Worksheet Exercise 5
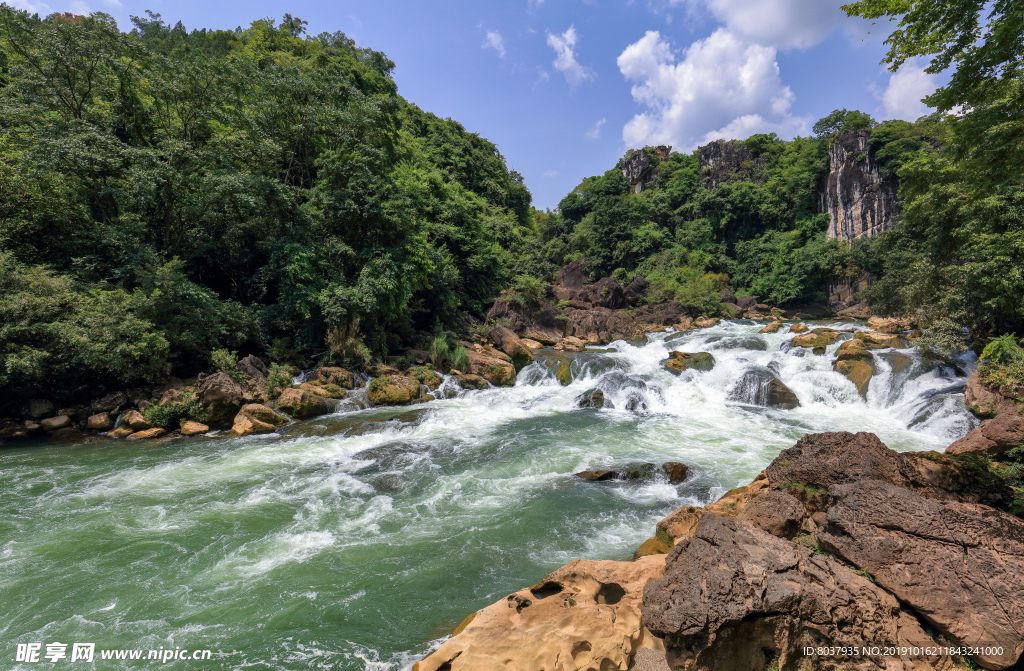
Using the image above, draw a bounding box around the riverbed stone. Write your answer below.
[126,428,166,440]
[661,462,689,484]
[180,421,209,436]
[40,415,72,431]
[120,409,150,431]
[367,375,421,405]
[758,320,783,333]
[87,412,114,431]
[664,351,715,375]
[453,373,489,390]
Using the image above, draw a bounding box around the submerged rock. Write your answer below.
[574,388,605,409]
[729,369,800,409]
[661,462,689,484]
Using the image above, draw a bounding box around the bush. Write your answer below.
[503,274,549,308]
[915,319,968,358]
[210,349,245,383]
[266,365,293,399]
[429,336,450,370]
[978,334,1024,388]
[143,390,207,428]
[451,345,469,373]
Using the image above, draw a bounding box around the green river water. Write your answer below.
[0,322,975,670]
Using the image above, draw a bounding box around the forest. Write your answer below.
[1,1,1022,403]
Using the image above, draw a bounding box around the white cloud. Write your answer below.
[585,118,607,140]
[547,25,593,89]
[7,0,53,12]
[483,30,506,58]
[543,170,559,177]
[102,0,122,8]
[618,29,807,150]
[875,60,937,121]
[669,0,855,50]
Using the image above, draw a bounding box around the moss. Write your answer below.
[851,567,875,582]
[779,481,828,497]
[656,528,673,545]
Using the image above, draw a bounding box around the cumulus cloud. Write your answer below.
[543,170,559,177]
[483,30,506,58]
[669,0,854,50]
[547,25,592,89]
[585,118,607,140]
[618,29,806,150]
[875,60,937,121]
[7,0,53,12]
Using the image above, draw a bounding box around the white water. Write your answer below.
[0,320,975,670]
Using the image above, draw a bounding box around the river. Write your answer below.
[0,321,976,669]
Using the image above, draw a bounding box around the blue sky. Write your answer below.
[10,0,941,210]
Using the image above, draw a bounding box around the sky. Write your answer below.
[7,0,942,210]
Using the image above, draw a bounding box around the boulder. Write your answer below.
[554,357,572,386]
[24,399,54,420]
[230,403,286,437]
[791,327,842,354]
[412,556,666,671]
[454,373,489,390]
[563,307,640,344]
[120,409,150,431]
[819,478,1024,669]
[664,351,715,375]
[574,389,605,409]
[853,330,909,349]
[643,513,956,671]
[758,320,782,333]
[180,421,209,436]
[275,388,333,419]
[554,336,586,352]
[694,316,720,329]
[489,324,534,371]
[834,340,875,397]
[736,295,756,309]
[40,415,72,431]
[661,462,689,484]
[126,428,166,441]
[866,315,905,333]
[237,354,269,402]
[196,372,250,426]
[464,348,517,386]
[108,426,134,439]
[788,322,809,334]
[520,338,544,349]
[90,391,128,414]
[729,369,800,409]
[367,375,421,406]
[737,489,806,538]
[23,420,42,433]
[299,382,346,399]
[312,366,356,390]
[575,469,617,482]
[522,326,562,345]
[624,276,649,305]
[405,366,442,390]
[87,412,113,431]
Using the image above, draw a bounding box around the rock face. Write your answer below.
[644,513,954,671]
[698,140,768,190]
[622,145,671,194]
[825,129,900,241]
[196,372,250,426]
[947,372,1024,457]
[412,555,667,671]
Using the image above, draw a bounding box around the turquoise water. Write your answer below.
[0,322,975,669]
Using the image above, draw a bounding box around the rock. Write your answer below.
[965,371,1000,418]
[108,426,134,439]
[24,399,54,420]
[737,489,805,538]
[522,326,562,345]
[643,513,953,671]
[520,338,544,349]
[158,389,184,407]
[87,412,113,431]
[299,382,346,399]
[661,462,689,484]
[120,409,150,431]
[367,375,421,406]
[575,470,617,482]
[90,391,128,414]
[624,277,649,305]
[237,354,269,402]
[23,420,42,433]
[633,535,673,561]
[554,357,572,386]
[574,389,605,409]
[126,428,166,441]
[412,555,666,671]
[729,369,800,409]
[758,320,782,333]
[791,327,842,354]
[834,340,875,397]
[454,373,489,390]
[819,478,1024,669]
[230,403,286,437]
[465,349,517,386]
[313,366,356,390]
[554,336,586,352]
[825,129,900,241]
[40,415,72,431]
[693,316,719,329]
[853,330,909,349]
[788,322,808,333]
[664,351,715,375]
[275,388,333,419]
[866,315,905,333]
[405,366,442,390]
[180,421,209,436]
[489,324,534,371]
[196,372,250,426]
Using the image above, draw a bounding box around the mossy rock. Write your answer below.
[454,373,489,390]
[632,535,673,560]
[276,388,333,419]
[835,358,874,397]
[788,323,809,334]
[758,321,783,334]
[665,351,716,375]
[791,328,842,352]
[367,375,421,406]
[555,358,573,386]
[313,366,355,390]
[299,382,347,399]
[406,366,442,390]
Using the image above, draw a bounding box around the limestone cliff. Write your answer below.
[621,146,671,194]
[824,129,900,241]
[698,139,768,189]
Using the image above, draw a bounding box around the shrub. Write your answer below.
[503,274,549,308]
[978,334,1024,388]
[429,336,450,370]
[915,319,968,358]
[451,345,469,373]
[266,365,293,399]
[210,349,245,383]
[143,390,206,428]
[326,321,371,366]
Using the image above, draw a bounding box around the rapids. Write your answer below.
[0,321,976,669]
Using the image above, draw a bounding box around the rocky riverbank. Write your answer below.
[413,429,1024,671]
